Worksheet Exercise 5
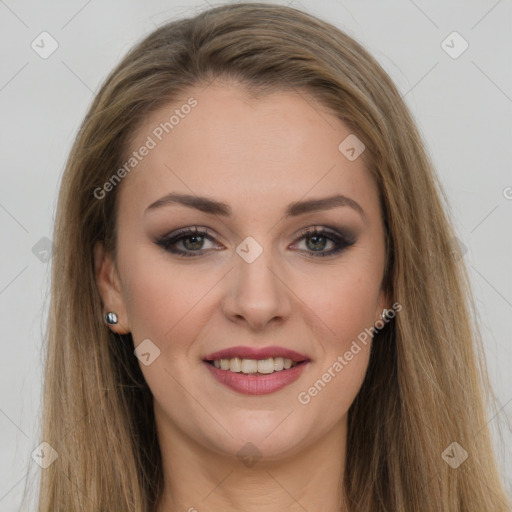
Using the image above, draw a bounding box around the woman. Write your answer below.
[36,2,510,511]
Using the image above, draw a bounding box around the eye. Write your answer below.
[154,227,221,257]
[154,225,356,258]
[290,226,356,258]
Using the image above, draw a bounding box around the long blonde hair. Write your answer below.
[35,2,510,510]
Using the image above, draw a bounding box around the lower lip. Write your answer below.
[203,361,309,395]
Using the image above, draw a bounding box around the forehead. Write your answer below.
[117,82,379,218]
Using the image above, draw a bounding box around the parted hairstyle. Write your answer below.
[32,2,510,511]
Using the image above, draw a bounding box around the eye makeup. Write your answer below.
[154,225,357,259]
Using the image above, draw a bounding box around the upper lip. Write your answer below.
[204,346,310,362]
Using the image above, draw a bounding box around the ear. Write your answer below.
[93,241,130,334]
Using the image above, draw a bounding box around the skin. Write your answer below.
[95,79,389,512]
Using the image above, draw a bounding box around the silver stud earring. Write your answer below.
[105,312,118,325]
[380,309,389,321]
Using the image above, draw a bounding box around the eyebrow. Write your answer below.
[144,192,366,220]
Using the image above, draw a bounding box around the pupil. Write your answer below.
[184,235,203,250]
[307,234,326,251]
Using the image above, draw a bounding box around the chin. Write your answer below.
[199,411,318,462]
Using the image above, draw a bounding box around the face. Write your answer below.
[95,80,388,461]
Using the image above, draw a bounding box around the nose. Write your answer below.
[221,245,292,331]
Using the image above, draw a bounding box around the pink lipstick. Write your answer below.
[203,345,310,395]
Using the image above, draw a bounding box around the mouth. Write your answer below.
[203,345,310,374]
[205,356,305,375]
[203,347,311,395]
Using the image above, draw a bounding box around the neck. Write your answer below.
[155,412,347,512]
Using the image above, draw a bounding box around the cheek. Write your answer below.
[295,261,379,412]
[297,274,375,423]
[119,249,213,348]
[303,261,382,349]
[298,341,371,432]
[118,252,217,408]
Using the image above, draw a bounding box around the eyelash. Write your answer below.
[154,226,356,259]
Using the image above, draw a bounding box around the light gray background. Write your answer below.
[1,0,511,509]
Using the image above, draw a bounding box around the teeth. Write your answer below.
[241,359,258,374]
[211,357,298,374]
[229,357,242,372]
[273,357,284,371]
[257,358,274,374]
